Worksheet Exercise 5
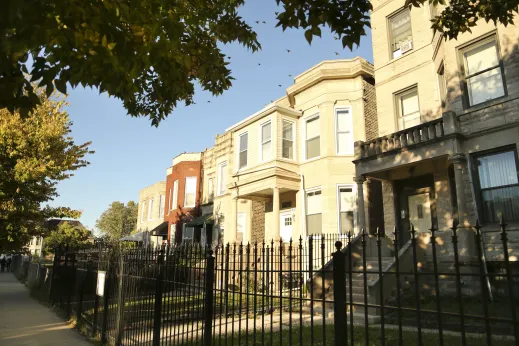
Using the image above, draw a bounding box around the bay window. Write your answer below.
[306,189,322,235]
[305,116,320,160]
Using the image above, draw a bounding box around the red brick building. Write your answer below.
[163,153,203,243]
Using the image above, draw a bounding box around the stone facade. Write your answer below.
[136,181,166,235]
[250,200,265,244]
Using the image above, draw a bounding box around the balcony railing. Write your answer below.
[357,117,446,159]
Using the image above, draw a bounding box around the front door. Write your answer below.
[280,211,293,242]
[408,193,432,233]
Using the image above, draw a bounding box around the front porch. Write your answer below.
[227,166,301,244]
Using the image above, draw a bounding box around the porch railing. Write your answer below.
[357,117,446,159]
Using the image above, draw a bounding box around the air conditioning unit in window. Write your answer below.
[401,40,413,53]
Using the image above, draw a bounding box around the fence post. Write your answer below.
[49,246,61,304]
[203,249,215,346]
[67,252,76,318]
[101,250,112,344]
[115,248,126,346]
[332,241,347,346]
[152,246,165,346]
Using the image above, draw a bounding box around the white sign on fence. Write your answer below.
[96,271,106,297]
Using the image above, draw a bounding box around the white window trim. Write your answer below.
[217,161,228,196]
[334,106,354,156]
[147,198,154,221]
[305,186,322,216]
[259,120,273,162]
[159,194,165,218]
[167,188,172,214]
[281,118,296,161]
[336,184,358,235]
[141,200,146,223]
[184,176,197,208]
[302,113,321,162]
[172,180,179,210]
[237,132,249,171]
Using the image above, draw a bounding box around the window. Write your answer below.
[184,177,197,208]
[474,148,519,222]
[159,195,165,218]
[389,9,412,59]
[183,226,195,243]
[237,212,246,243]
[208,178,214,200]
[282,120,294,159]
[306,189,322,235]
[437,63,447,108]
[172,180,179,210]
[147,198,154,220]
[336,109,354,155]
[239,133,248,168]
[35,236,41,246]
[338,187,355,233]
[261,122,272,161]
[141,200,146,223]
[462,39,505,107]
[168,188,172,213]
[305,116,320,160]
[396,87,420,130]
[217,162,227,195]
[281,201,292,209]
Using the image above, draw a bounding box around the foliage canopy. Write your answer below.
[0,90,92,251]
[95,201,138,242]
[1,0,517,124]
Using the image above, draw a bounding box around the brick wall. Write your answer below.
[363,78,379,141]
[164,160,202,242]
[250,200,265,244]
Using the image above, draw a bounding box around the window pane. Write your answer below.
[390,10,412,53]
[337,133,352,154]
[185,177,196,207]
[282,139,293,159]
[307,190,322,215]
[159,195,165,218]
[172,180,179,209]
[477,151,518,189]
[401,90,419,116]
[467,67,505,106]
[240,133,248,151]
[239,151,247,168]
[481,186,519,222]
[340,212,354,232]
[148,199,153,219]
[282,121,293,140]
[336,110,351,132]
[465,41,500,75]
[218,163,227,194]
[306,137,320,159]
[262,141,271,161]
[339,188,354,212]
[306,214,322,235]
[262,123,271,142]
[306,117,320,139]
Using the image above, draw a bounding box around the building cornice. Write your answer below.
[287,58,374,107]
[225,104,302,133]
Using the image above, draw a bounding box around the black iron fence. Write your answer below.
[49,220,519,345]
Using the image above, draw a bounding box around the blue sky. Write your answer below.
[50,0,373,231]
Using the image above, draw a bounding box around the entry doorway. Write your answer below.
[395,174,436,249]
[408,193,432,233]
[280,210,294,242]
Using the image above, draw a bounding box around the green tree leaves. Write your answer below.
[44,221,92,253]
[95,201,138,242]
[1,0,517,125]
[0,90,92,251]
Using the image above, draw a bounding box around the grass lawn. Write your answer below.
[202,324,516,346]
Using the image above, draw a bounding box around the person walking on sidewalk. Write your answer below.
[0,257,6,273]
[6,257,11,272]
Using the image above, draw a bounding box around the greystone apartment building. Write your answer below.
[353,1,519,268]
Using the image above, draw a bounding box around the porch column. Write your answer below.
[355,176,367,232]
[272,187,280,241]
[450,153,467,225]
[229,196,238,243]
[449,153,476,259]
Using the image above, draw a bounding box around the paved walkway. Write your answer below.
[0,273,90,346]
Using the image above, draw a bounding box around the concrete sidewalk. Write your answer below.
[0,273,91,346]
